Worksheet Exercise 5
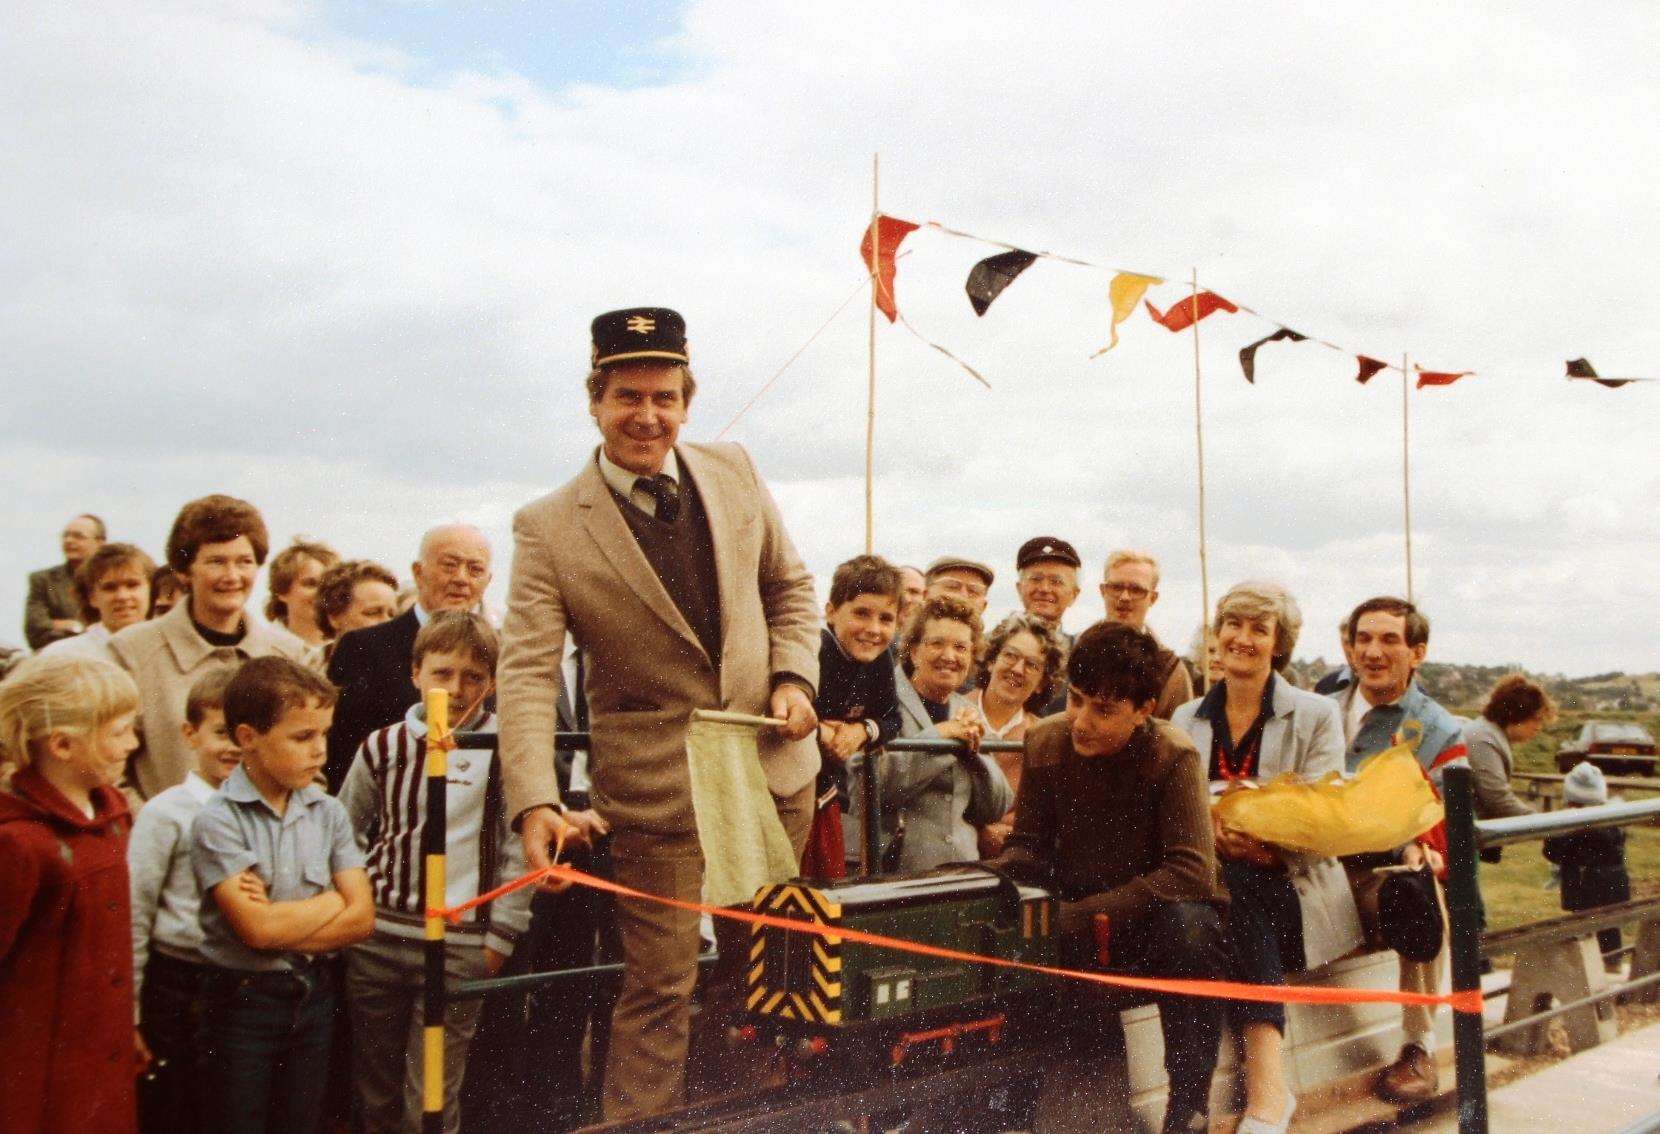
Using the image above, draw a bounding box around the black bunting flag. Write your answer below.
[1237,328,1308,384]
[1355,356,1388,385]
[1567,357,1629,389]
[965,249,1038,316]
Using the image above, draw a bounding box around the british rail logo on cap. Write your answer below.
[591,307,688,367]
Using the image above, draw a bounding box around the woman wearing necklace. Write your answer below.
[969,612,1067,857]
[1172,582,1362,1134]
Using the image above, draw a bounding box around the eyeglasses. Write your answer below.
[997,648,1044,673]
[1103,583,1152,599]
[934,578,988,599]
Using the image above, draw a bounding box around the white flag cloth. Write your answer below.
[685,712,799,907]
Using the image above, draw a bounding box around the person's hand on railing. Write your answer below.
[818,720,868,763]
[937,709,984,754]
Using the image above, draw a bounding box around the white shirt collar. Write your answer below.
[183,770,218,803]
[598,445,680,503]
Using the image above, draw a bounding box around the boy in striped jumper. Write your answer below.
[339,611,531,1134]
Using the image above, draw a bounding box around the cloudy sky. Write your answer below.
[5,1,1659,674]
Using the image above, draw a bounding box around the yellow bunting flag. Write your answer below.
[1093,272,1164,357]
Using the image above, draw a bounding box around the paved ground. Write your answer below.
[1399,1020,1660,1133]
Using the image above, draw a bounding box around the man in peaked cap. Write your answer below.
[1015,536,1082,715]
[497,307,821,1120]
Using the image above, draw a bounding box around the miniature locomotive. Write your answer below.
[745,866,1060,1063]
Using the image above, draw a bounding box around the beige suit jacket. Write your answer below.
[497,443,820,835]
[108,602,314,805]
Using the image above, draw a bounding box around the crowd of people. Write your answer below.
[0,306,1633,1134]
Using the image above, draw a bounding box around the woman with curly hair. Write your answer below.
[850,594,1011,873]
[969,612,1066,856]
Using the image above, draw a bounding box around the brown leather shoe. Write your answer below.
[1375,1042,1439,1103]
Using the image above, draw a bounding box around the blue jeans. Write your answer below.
[1222,857,1307,1032]
[197,963,335,1134]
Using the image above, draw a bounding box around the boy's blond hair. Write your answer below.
[0,654,139,782]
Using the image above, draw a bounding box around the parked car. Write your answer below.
[1557,721,1659,776]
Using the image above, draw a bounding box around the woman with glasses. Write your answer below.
[1171,581,1363,1134]
[969,612,1067,856]
[851,594,1012,873]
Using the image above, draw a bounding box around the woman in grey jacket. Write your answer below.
[1172,582,1363,1134]
[852,594,1011,873]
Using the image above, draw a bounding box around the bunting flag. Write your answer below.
[965,249,1038,316]
[1415,366,1472,389]
[1355,356,1388,385]
[1145,291,1238,333]
[1091,271,1164,357]
[1237,328,1308,384]
[860,213,919,323]
[1567,357,1629,389]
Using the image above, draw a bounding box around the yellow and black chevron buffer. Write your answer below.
[749,882,843,1025]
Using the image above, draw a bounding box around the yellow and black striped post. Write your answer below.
[421,687,449,1134]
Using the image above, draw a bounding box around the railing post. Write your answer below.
[860,746,882,877]
[1443,763,1489,1134]
[421,688,450,1134]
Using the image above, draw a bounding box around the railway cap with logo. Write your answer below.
[591,307,689,367]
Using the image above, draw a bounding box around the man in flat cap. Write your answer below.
[923,555,994,620]
[1015,536,1082,714]
[497,307,821,1120]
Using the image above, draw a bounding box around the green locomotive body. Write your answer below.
[747,867,1058,1032]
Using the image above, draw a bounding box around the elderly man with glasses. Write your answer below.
[1099,549,1192,719]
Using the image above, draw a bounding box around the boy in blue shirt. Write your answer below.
[191,656,373,1134]
[128,667,240,1134]
[804,555,903,878]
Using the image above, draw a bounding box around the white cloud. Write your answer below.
[3,0,1659,675]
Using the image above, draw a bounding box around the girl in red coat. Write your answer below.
[0,653,143,1134]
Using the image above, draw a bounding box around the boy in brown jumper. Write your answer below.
[991,621,1229,1134]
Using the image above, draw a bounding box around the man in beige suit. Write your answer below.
[497,307,820,1121]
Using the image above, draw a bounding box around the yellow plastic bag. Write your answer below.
[1212,743,1443,858]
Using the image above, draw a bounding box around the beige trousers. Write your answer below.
[602,782,813,1121]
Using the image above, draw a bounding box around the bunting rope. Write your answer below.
[711,271,871,442]
[429,861,1483,1016]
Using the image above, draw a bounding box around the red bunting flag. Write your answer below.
[1144,291,1237,332]
[1355,356,1388,385]
[1415,366,1472,389]
[860,214,919,323]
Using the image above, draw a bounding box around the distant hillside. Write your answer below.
[1291,658,1660,714]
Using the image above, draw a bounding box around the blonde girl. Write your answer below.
[0,654,143,1134]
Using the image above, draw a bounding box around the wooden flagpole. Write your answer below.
[1402,350,1415,602]
[1191,270,1213,692]
[865,153,879,555]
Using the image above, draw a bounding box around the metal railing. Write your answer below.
[1445,765,1660,1134]
[441,731,1660,1132]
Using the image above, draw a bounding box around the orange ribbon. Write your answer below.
[432,864,1483,1014]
